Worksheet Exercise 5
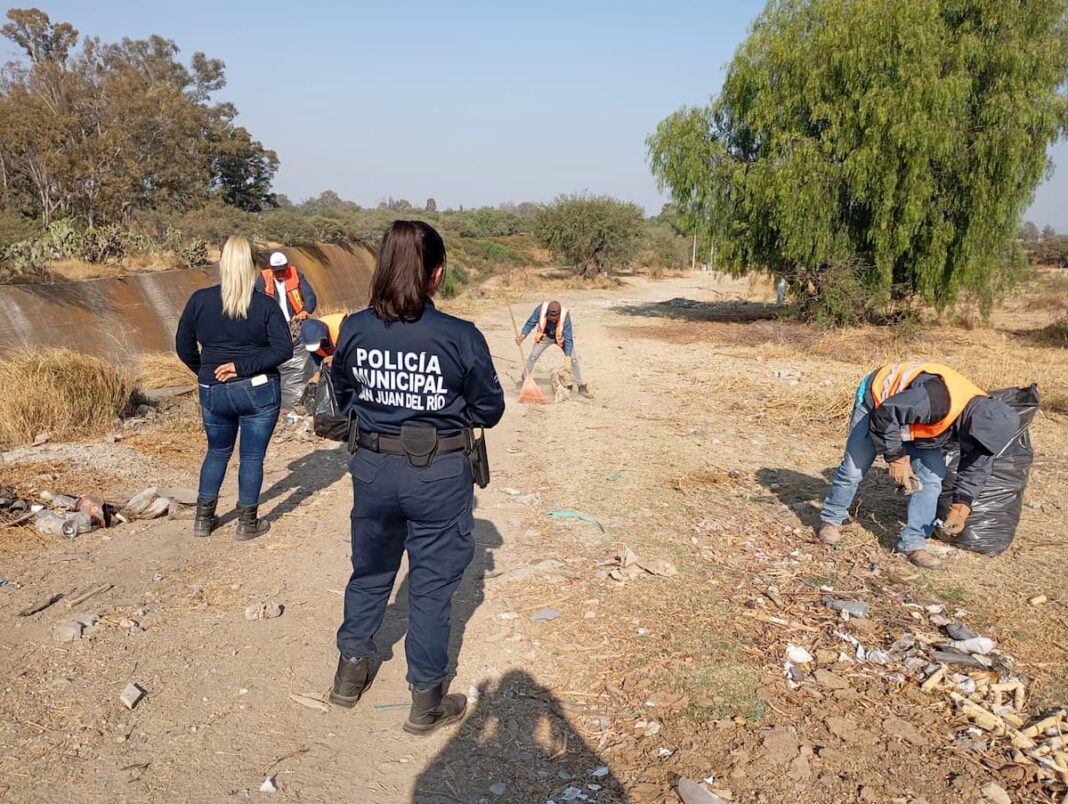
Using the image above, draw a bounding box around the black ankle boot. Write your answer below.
[402,684,467,735]
[329,655,370,708]
[235,505,269,541]
[578,384,593,398]
[193,498,217,538]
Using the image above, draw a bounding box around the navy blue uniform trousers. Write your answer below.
[336,448,475,687]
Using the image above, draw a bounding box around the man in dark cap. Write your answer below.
[819,362,1019,568]
[516,299,592,398]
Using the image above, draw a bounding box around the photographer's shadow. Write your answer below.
[413,670,625,803]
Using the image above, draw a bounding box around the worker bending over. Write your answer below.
[516,300,592,398]
[819,362,1018,569]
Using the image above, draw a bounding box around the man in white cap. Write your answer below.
[255,251,319,413]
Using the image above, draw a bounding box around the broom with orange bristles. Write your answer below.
[508,303,547,405]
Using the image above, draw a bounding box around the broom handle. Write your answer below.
[507,303,529,368]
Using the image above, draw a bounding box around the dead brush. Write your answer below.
[137,352,194,390]
[0,348,137,448]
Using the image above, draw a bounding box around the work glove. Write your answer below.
[941,502,971,537]
[564,355,573,371]
[887,455,922,495]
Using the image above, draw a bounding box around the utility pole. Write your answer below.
[691,231,697,271]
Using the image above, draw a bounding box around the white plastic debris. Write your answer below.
[786,644,813,664]
[120,682,146,710]
[259,776,277,794]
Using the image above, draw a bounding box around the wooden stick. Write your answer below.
[19,593,63,617]
[65,583,113,609]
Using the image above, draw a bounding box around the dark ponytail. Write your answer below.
[369,220,447,322]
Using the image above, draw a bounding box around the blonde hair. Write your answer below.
[219,235,256,319]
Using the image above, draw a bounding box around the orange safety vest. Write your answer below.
[534,301,569,348]
[312,313,347,358]
[869,361,987,440]
[261,267,305,315]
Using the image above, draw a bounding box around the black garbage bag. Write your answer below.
[938,385,1040,555]
[313,370,352,441]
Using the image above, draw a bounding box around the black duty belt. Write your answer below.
[356,431,468,456]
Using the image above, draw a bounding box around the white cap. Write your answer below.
[269,251,288,268]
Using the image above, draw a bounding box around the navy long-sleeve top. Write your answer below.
[332,300,505,436]
[867,373,994,505]
[175,287,293,386]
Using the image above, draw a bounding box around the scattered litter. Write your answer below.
[245,602,284,621]
[122,488,171,520]
[1028,594,1048,607]
[548,510,605,532]
[531,608,561,623]
[288,693,328,712]
[501,487,522,496]
[607,471,622,481]
[786,644,813,664]
[590,766,610,778]
[608,546,678,581]
[120,682,146,710]
[658,746,674,758]
[488,782,507,796]
[561,786,588,801]
[52,622,83,642]
[824,599,869,618]
[945,636,995,656]
[677,777,728,804]
[259,777,277,794]
[72,612,99,627]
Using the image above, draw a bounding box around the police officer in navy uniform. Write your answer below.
[328,220,505,735]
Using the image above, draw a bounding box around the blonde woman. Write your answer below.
[176,235,292,540]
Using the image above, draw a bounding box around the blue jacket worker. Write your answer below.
[328,221,505,735]
[819,361,1019,569]
[516,300,592,397]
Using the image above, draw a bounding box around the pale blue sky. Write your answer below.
[3,1,1065,228]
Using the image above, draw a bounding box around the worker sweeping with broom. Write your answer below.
[514,300,592,399]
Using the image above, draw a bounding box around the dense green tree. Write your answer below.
[533,194,644,275]
[648,0,1068,320]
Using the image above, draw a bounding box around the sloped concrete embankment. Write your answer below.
[0,244,375,364]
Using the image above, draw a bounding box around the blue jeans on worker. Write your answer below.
[197,376,281,507]
[820,383,947,553]
[337,449,475,687]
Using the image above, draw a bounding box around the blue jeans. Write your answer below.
[820,394,947,553]
[337,450,474,687]
[197,377,281,507]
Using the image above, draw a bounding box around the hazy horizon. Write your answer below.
[3,1,1066,229]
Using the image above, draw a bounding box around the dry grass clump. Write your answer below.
[137,352,194,389]
[47,257,175,282]
[0,348,137,448]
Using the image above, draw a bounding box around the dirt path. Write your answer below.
[2,270,1065,803]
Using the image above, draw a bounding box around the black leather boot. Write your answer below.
[235,505,270,541]
[328,655,370,708]
[193,498,217,538]
[402,684,467,735]
[578,384,593,398]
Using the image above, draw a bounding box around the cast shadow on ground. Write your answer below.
[615,296,781,323]
[754,466,906,551]
[372,510,503,687]
[232,446,349,527]
[412,669,625,803]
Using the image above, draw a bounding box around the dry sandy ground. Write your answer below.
[0,272,1066,803]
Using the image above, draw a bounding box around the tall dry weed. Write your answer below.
[0,348,137,448]
[137,352,194,390]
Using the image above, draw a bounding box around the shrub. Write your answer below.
[0,211,40,249]
[440,262,471,298]
[533,194,645,275]
[0,348,137,448]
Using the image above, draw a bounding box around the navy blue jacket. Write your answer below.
[331,301,505,435]
[867,373,993,505]
[254,270,318,318]
[175,287,293,385]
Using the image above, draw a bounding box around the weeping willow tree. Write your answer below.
[648,0,1068,322]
